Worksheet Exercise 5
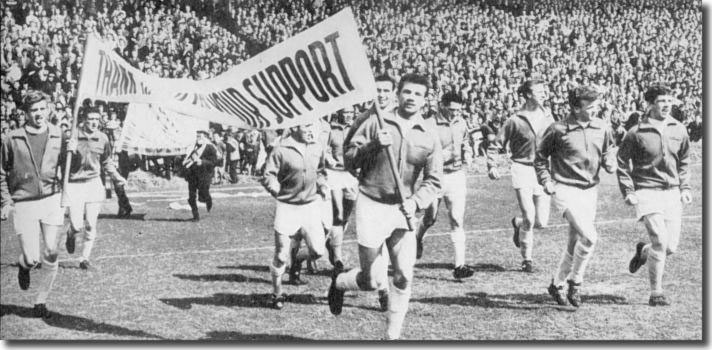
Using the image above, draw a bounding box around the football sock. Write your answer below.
[568,241,595,284]
[270,262,286,295]
[647,248,665,295]
[519,228,533,261]
[36,256,58,305]
[386,285,411,340]
[373,250,389,292]
[81,228,96,261]
[331,225,344,263]
[450,229,466,267]
[553,251,573,287]
[335,268,361,291]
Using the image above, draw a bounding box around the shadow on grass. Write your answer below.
[412,292,629,311]
[173,273,271,284]
[0,304,165,339]
[98,213,147,220]
[160,293,320,310]
[144,217,195,222]
[216,265,270,272]
[415,263,505,272]
[200,331,311,341]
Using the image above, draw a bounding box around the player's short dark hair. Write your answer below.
[567,85,599,108]
[644,84,673,104]
[197,130,210,137]
[441,91,463,106]
[21,90,50,112]
[517,79,547,97]
[82,107,102,119]
[375,74,396,90]
[397,73,429,95]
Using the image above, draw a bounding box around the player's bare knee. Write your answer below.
[84,223,93,232]
[356,271,378,291]
[44,250,59,263]
[521,216,534,231]
[392,273,411,290]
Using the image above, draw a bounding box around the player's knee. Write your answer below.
[84,223,94,233]
[270,260,286,277]
[43,249,59,264]
[579,233,597,248]
[521,216,534,231]
[356,271,378,291]
[392,273,411,290]
[666,246,676,256]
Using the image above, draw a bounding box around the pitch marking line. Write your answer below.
[85,215,702,263]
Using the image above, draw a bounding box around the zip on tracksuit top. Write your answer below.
[616,115,691,197]
[428,109,471,174]
[1,124,67,207]
[487,108,555,169]
[534,115,617,189]
[344,108,442,209]
[261,135,327,205]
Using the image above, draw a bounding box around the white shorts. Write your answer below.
[355,192,410,248]
[273,200,323,237]
[511,162,544,195]
[326,169,358,190]
[552,183,598,223]
[66,177,106,208]
[13,194,64,235]
[634,188,682,220]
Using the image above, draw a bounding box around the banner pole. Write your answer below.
[61,33,94,207]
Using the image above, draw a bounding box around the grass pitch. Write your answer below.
[0,165,703,341]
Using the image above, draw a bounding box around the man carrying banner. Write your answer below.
[535,86,616,308]
[617,84,692,306]
[182,130,218,221]
[329,74,442,340]
[487,79,555,273]
[0,90,74,318]
[261,123,329,309]
[65,107,127,269]
[415,92,475,279]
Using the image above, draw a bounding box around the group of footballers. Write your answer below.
[257,73,692,340]
[0,71,693,339]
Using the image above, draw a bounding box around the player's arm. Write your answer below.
[615,128,636,201]
[534,123,556,194]
[410,135,443,211]
[344,116,379,173]
[316,148,329,199]
[0,137,14,218]
[100,136,126,185]
[677,127,692,203]
[461,125,472,166]
[260,147,281,197]
[601,126,617,174]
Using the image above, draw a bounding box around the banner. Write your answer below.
[78,8,376,129]
[116,103,208,156]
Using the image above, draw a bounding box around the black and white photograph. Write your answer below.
[0,0,705,341]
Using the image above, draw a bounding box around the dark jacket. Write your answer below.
[184,142,218,180]
[1,124,67,206]
[428,109,471,173]
[344,108,442,209]
[616,116,691,197]
[261,135,327,205]
[488,108,555,169]
[535,115,616,189]
[69,128,122,183]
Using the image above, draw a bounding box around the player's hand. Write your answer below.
[317,184,330,200]
[681,189,692,204]
[0,205,12,221]
[376,130,393,147]
[115,177,128,188]
[543,181,556,195]
[488,167,500,180]
[624,193,638,206]
[399,198,417,220]
[195,159,202,166]
[67,138,77,153]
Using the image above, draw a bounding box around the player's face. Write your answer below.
[85,112,101,132]
[651,94,674,120]
[26,100,49,129]
[529,83,549,106]
[297,123,318,144]
[375,81,394,109]
[397,82,427,117]
[573,99,600,122]
[196,133,207,145]
[445,101,463,119]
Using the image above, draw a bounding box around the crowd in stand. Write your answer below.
[1,0,703,180]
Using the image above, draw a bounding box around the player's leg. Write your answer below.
[269,230,290,309]
[14,211,41,291]
[328,187,345,266]
[384,229,416,340]
[561,207,598,307]
[187,180,199,220]
[533,192,551,229]
[65,192,85,255]
[445,171,473,278]
[79,202,102,269]
[198,177,213,212]
[642,213,671,305]
[514,187,536,272]
[415,198,439,259]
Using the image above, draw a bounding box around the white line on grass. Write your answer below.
[84,214,702,263]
